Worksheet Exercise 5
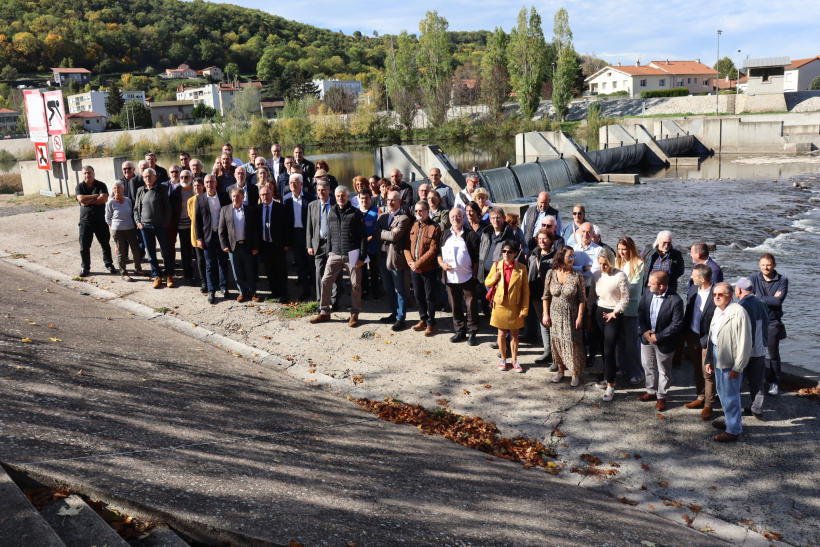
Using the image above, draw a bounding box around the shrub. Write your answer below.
[0,174,22,193]
[278,117,313,147]
[639,87,690,98]
[112,132,134,157]
[311,105,348,145]
[0,149,17,163]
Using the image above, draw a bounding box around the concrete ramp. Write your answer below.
[374,145,466,190]
[515,131,561,163]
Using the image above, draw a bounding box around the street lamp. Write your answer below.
[737,49,741,95]
[716,30,722,116]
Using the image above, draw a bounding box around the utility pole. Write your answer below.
[716,30,722,117]
[737,49,741,95]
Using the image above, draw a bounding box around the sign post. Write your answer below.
[34,141,56,196]
[23,90,49,142]
[43,90,68,136]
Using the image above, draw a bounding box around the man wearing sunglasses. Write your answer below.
[705,282,752,442]
[561,204,589,246]
[523,191,562,251]
[118,161,144,262]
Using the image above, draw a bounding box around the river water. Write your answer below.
[155,145,820,375]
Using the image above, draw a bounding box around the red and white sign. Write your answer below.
[52,134,66,163]
[34,141,50,170]
[43,90,68,135]
[24,90,48,142]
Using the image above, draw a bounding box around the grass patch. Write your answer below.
[6,252,27,259]
[154,307,170,315]
[0,149,18,163]
[8,194,76,208]
[276,300,318,319]
[0,174,22,194]
[265,297,281,303]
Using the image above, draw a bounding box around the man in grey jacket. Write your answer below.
[134,168,173,289]
[735,277,770,420]
[705,282,752,442]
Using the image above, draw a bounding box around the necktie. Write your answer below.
[320,202,328,239]
[265,205,271,242]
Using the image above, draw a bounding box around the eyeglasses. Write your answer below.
[543,224,555,228]
[181,175,191,179]
[502,250,515,254]
[713,292,731,297]
[386,198,398,202]
[123,167,133,171]
[572,212,584,216]
[567,255,576,259]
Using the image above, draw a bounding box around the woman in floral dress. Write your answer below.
[542,246,586,386]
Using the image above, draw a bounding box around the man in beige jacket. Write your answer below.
[704,282,752,442]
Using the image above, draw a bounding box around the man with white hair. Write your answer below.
[134,168,174,289]
[309,186,367,326]
[226,166,259,207]
[642,230,685,293]
[220,186,259,302]
[438,207,480,345]
[284,173,316,300]
[523,191,562,250]
[456,172,486,211]
[307,178,341,308]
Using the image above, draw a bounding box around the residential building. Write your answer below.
[0,108,20,132]
[150,100,195,126]
[312,79,362,100]
[176,82,262,115]
[67,111,106,133]
[743,57,790,95]
[715,74,748,93]
[784,56,820,92]
[261,98,285,119]
[51,68,91,87]
[67,90,147,117]
[202,66,223,81]
[585,60,715,98]
[162,64,197,79]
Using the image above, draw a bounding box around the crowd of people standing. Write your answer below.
[75,143,790,442]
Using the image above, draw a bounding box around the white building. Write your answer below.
[176,82,261,115]
[202,66,223,81]
[585,60,716,98]
[784,56,820,92]
[312,79,362,100]
[162,64,197,79]
[66,90,147,117]
[51,68,91,87]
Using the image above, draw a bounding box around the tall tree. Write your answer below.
[385,31,418,131]
[507,7,548,120]
[551,8,578,122]
[480,27,510,120]
[713,57,738,79]
[105,78,125,117]
[416,11,453,127]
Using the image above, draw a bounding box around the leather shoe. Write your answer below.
[700,407,713,420]
[411,320,427,331]
[78,269,90,278]
[379,314,397,323]
[348,314,359,327]
[534,353,552,364]
[309,314,331,324]
[712,420,726,430]
[106,264,118,274]
[467,333,478,346]
[655,399,667,412]
[251,294,262,302]
[450,331,467,343]
[237,294,247,303]
[424,325,436,336]
[166,276,176,288]
[207,292,216,304]
[152,277,163,289]
[637,392,657,402]
[391,320,407,332]
[714,432,739,443]
[684,398,704,409]
[743,407,763,420]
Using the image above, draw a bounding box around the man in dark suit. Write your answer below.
[307,179,342,309]
[681,264,718,420]
[523,191,562,251]
[194,174,231,304]
[283,174,316,300]
[219,187,259,303]
[266,143,285,180]
[225,166,259,207]
[637,270,684,412]
[276,156,296,202]
[256,184,291,300]
[294,146,315,187]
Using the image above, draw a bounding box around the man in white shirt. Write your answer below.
[267,143,284,179]
[219,187,259,302]
[194,175,231,303]
[284,174,316,300]
[456,172,485,211]
[438,208,480,345]
[572,222,601,287]
[681,264,718,420]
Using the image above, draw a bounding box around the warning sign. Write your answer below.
[43,90,68,135]
[24,90,48,142]
[35,141,50,170]
[52,134,66,163]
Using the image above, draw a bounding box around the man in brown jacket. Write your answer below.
[376,190,412,331]
[405,200,442,336]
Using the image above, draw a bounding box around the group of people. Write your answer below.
[75,144,789,442]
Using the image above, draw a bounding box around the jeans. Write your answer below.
[228,242,256,296]
[595,306,622,384]
[411,270,437,326]
[532,298,551,356]
[177,225,194,278]
[766,320,785,384]
[379,255,407,321]
[78,221,113,271]
[203,234,229,293]
[714,347,743,435]
[744,355,766,414]
[617,316,643,379]
[140,224,173,278]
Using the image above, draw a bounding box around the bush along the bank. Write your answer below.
[639,87,690,98]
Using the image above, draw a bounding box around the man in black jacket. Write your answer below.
[219,187,259,303]
[226,166,259,207]
[637,271,684,412]
[134,168,173,289]
[256,184,291,301]
[293,146,315,187]
[681,264,718,419]
[309,186,367,327]
[195,174,231,303]
[283,174,316,300]
[642,230,685,292]
[438,208,480,345]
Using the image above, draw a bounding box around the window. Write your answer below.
[85,120,90,125]
[694,78,698,84]
[677,78,684,86]
[659,79,666,87]
[612,81,617,89]
[602,82,607,90]
[687,78,691,84]
[704,79,709,87]
[640,79,647,87]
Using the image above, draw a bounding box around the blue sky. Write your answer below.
[237,0,819,67]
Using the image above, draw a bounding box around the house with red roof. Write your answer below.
[784,56,820,91]
[67,111,106,133]
[585,60,716,98]
[51,68,91,87]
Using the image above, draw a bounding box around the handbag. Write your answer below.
[486,261,501,308]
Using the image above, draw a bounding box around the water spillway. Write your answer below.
[478,157,583,203]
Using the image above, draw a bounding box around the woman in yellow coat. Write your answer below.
[485,240,529,372]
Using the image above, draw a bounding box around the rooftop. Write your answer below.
[151,100,195,108]
[786,56,820,69]
[51,68,91,74]
[67,111,105,118]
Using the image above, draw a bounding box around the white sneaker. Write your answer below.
[551,371,564,383]
[570,375,580,387]
[768,383,779,396]
[603,386,615,402]
[596,380,608,390]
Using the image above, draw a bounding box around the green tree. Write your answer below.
[191,103,218,118]
[224,62,240,82]
[480,27,510,120]
[385,31,418,131]
[551,8,578,121]
[416,11,453,127]
[124,100,151,128]
[0,64,18,81]
[810,76,820,90]
[713,57,737,79]
[105,78,125,116]
[507,6,548,119]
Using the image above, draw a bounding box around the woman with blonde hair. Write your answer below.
[615,236,646,385]
[485,239,529,373]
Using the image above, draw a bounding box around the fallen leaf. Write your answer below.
[788,511,803,520]
[740,518,754,526]
[659,481,669,488]
[262,335,271,339]
[436,398,448,406]
[647,504,655,510]
[682,514,693,526]
[484,384,491,388]
[619,497,638,506]
[641,464,650,470]
[462,389,470,395]
[57,506,83,516]
[663,500,683,508]
[20,338,33,343]
[690,505,701,512]
[48,324,54,328]
[581,454,602,465]
[710,485,717,490]
[640,541,656,547]
[553,428,566,438]
[48,338,62,342]
[17,288,25,291]
[423,350,431,354]
[762,531,783,541]
[77,370,83,376]
[700,526,715,533]
[656,413,665,419]
[352,374,364,385]
[289,541,304,547]
[352,355,360,362]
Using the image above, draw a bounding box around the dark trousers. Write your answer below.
[361,252,381,297]
[594,306,622,384]
[194,247,207,289]
[291,228,312,296]
[177,226,193,279]
[168,225,178,272]
[78,221,113,271]
[141,224,173,278]
[411,270,437,326]
[744,355,766,413]
[682,329,714,406]
[767,321,784,384]
[447,277,479,334]
[203,233,229,293]
[228,242,256,296]
[259,242,288,298]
